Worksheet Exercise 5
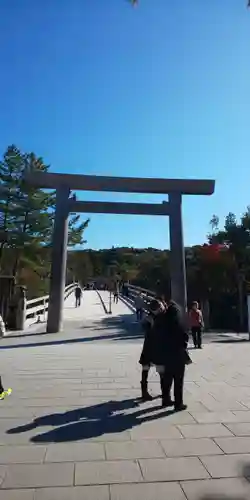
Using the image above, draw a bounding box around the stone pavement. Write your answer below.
[1,291,250,498]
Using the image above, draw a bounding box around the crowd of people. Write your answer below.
[138,295,204,411]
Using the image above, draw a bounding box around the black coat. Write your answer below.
[139,304,188,368]
[157,303,189,367]
[139,311,168,366]
[139,315,154,366]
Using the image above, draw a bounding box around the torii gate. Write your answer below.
[24,171,215,333]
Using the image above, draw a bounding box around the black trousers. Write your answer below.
[141,368,149,384]
[0,377,4,393]
[191,326,202,347]
[162,363,185,407]
[75,296,81,307]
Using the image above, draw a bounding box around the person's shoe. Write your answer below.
[0,388,12,400]
[141,383,153,402]
[174,403,187,412]
[141,391,153,402]
[198,346,202,349]
[162,398,175,408]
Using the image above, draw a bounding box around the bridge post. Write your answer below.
[47,186,70,333]
[168,192,187,314]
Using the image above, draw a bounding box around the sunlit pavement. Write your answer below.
[1,292,250,499]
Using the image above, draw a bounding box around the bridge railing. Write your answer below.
[26,282,79,325]
[121,284,156,313]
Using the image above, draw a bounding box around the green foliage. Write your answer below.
[0,145,89,279]
[0,146,53,275]
[2,143,250,329]
[68,215,89,247]
[208,211,250,329]
[67,208,250,330]
[67,250,94,285]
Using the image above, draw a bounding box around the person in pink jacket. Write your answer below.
[189,301,204,349]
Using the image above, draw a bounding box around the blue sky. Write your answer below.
[0,0,249,250]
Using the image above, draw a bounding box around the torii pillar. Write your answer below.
[47,186,70,333]
[168,193,187,312]
[23,171,215,333]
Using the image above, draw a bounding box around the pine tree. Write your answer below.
[0,145,89,278]
[0,146,54,274]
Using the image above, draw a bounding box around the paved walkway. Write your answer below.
[24,289,107,334]
[1,292,250,498]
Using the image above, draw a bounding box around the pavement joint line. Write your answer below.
[108,483,112,500]
[222,423,237,436]
[2,292,250,494]
[136,459,145,481]
[179,480,189,500]
[196,455,212,479]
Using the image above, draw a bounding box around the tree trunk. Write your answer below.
[0,193,11,268]
[11,210,29,278]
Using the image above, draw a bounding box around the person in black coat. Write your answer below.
[158,300,189,411]
[139,299,174,405]
[75,286,82,307]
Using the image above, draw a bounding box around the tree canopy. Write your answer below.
[0,145,89,297]
[1,144,250,331]
[66,208,250,332]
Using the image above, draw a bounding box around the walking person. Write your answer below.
[113,281,119,304]
[75,285,82,308]
[135,293,144,321]
[189,301,204,349]
[160,300,189,411]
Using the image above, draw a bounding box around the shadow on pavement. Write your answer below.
[199,497,246,500]
[7,397,176,444]
[95,313,142,335]
[0,313,144,350]
[212,339,249,344]
[6,400,250,498]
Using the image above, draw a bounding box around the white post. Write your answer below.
[43,298,46,322]
[16,288,27,331]
[109,290,112,314]
[247,295,250,340]
[0,314,6,337]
